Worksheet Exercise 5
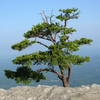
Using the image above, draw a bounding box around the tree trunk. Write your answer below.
[58,65,71,87]
[67,67,71,83]
[60,67,71,87]
[62,77,68,87]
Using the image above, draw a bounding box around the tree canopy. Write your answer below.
[5,8,93,87]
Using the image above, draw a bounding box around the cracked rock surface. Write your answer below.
[0,84,100,100]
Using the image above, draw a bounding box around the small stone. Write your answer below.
[27,97,33,100]
[67,89,72,93]
[38,85,41,87]
[63,95,67,99]
[91,84,97,88]
[85,86,90,90]
[0,96,6,99]
[0,89,6,92]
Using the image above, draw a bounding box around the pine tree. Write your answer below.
[5,8,93,87]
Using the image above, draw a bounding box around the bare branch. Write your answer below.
[40,12,46,22]
[42,10,49,23]
[40,10,49,23]
[50,15,54,24]
[49,10,54,24]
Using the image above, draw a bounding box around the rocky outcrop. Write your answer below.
[0,84,100,100]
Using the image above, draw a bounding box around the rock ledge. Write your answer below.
[0,84,100,100]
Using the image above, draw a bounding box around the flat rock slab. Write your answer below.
[0,84,100,100]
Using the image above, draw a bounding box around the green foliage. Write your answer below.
[5,67,46,84]
[12,51,50,65]
[5,8,93,85]
[24,22,63,39]
[65,55,90,65]
[12,39,36,51]
[56,8,79,21]
[74,38,93,45]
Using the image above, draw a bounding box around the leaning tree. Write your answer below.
[5,8,93,87]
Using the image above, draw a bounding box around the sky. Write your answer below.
[0,0,100,57]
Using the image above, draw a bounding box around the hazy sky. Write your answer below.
[0,0,100,57]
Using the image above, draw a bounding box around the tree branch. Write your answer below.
[64,20,67,27]
[36,68,63,77]
[42,10,49,23]
[39,36,53,43]
[67,66,71,82]
[59,65,64,75]
[40,12,46,22]
[37,41,49,48]
[40,10,48,23]
[50,36,56,44]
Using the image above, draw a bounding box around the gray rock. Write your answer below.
[0,84,100,100]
